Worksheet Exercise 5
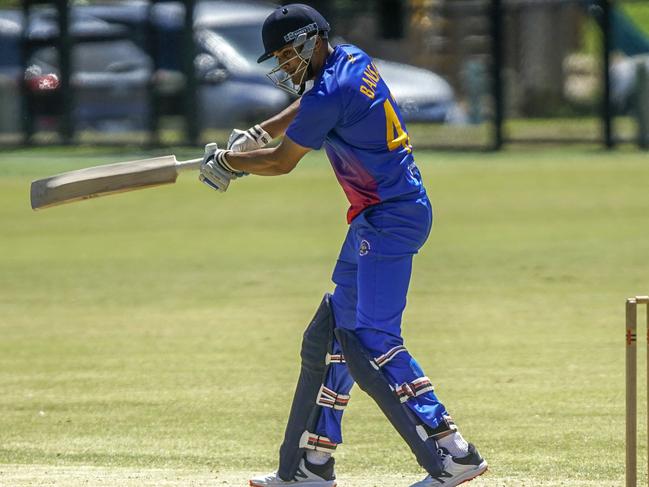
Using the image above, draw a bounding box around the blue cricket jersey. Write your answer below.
[286,44,426,223]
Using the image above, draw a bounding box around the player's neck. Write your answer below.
[310,43,334,79]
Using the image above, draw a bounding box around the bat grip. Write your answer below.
[175,158,203,172]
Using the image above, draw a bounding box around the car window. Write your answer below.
[31,40,151,72]
[0,16,21,67]
[0,36,20,67]
[210,24,264,67]
[30,46,58,71]
[73,40,151,71]
[196,28,250,73]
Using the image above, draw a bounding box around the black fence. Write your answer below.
[6,0,199,146]
[0,0,647,150]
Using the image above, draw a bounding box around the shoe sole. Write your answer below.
[451,461,488,486]
[249,481,337,487]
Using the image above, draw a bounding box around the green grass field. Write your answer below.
[1,147,648,486]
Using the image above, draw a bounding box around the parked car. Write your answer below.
[0,11,23,132]
[0,8,153,131]
[198,1,461,124]
[2,0,462,132]
[0,11,21,81]
[15,1,290,129]
[197,3,461,124]
[70,0,290,127]
[366,57,458,123]
[28,38,153,130]
[25,11,153,129]
[81,0,462,125]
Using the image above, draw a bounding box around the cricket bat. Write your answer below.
[30,155,202,210]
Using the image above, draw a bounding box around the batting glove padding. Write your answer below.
[199,142,240,193]
[227,124,272,152]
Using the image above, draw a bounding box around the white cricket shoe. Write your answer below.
[249,457,336,487]
[409,443,488,486]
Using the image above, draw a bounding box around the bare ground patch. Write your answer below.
[0,465,621,487]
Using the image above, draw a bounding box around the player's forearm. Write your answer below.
[225,147,296,176]
[259,98,301,139]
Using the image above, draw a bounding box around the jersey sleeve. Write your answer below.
[285,79,343,150]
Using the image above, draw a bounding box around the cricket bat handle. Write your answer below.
[175,158,203,173]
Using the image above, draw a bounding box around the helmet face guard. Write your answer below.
[266,31,318,96]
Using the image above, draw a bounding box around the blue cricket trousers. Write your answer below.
[315,196,450,444]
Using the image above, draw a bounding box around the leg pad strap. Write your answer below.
[317,385,350,410]
[334,327,444,477]
[299,431,338,452]
[278,294,342,480]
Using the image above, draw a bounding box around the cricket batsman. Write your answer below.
[198,4,487,486]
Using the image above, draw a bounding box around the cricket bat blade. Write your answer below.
[31,155,202,210]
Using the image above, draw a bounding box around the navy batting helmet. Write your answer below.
[257,4,330,63]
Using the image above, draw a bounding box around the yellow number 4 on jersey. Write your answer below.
[383,98,412,153]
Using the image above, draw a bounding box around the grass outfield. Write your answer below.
[1,147,648,486]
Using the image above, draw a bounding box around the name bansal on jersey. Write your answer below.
[286,44,426,223]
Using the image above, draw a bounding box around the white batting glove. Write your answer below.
[199,143,245,193]
[227,124,272,152]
